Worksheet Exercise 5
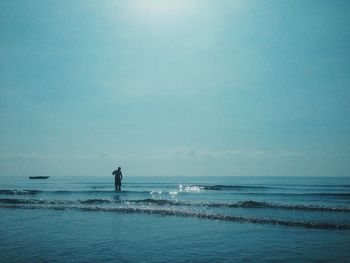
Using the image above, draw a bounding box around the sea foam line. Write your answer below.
[1,202,350,230]
[1,198,350,212]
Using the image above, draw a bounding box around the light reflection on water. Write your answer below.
[179,184,201,192]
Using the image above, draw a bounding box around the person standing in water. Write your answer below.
[112,167,123,191]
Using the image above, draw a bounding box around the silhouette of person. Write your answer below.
[112,167,123,191]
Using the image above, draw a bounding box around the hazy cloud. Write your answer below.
[111,147,305,160]
[0,152,42,163]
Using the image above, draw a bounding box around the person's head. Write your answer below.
[118,167,121,170]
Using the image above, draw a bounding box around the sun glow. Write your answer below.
[127,0,195,25]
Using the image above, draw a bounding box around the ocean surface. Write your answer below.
[1,176,350,262]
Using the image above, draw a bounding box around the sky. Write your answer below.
[0,0,349,177]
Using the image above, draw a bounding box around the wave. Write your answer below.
[90,186,110,189]
[179,185,350,197]
[121,199,350,212]
[118,199,350,212]
[222,200,350,212]
[1,198,349,212]
[1,188,349,202]
[307,193,350,198]
[79,199,112,204]
[218,192,350,199]
[78,207,350,230]
[0,200,349,230]
[282,184,350,188]
[0,189,149,195]
[0,189,42,195]
[180,184,275,191]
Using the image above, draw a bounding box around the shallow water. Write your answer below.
[1,176,350,262]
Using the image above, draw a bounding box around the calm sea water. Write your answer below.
[1,176,350,262]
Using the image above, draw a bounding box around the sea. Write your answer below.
[1,176,350,262]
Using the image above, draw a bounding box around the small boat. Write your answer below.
[29,176,50,180]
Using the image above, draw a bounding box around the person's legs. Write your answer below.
[116,180,121,191]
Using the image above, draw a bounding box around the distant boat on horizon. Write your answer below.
[29,176,50,180]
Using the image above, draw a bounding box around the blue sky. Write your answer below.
[1,0,349,177]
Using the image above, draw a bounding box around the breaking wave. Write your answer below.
[180,184,275,191]
[1,198,349,212]
[124,199,350,212]
[0,199,349,230]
